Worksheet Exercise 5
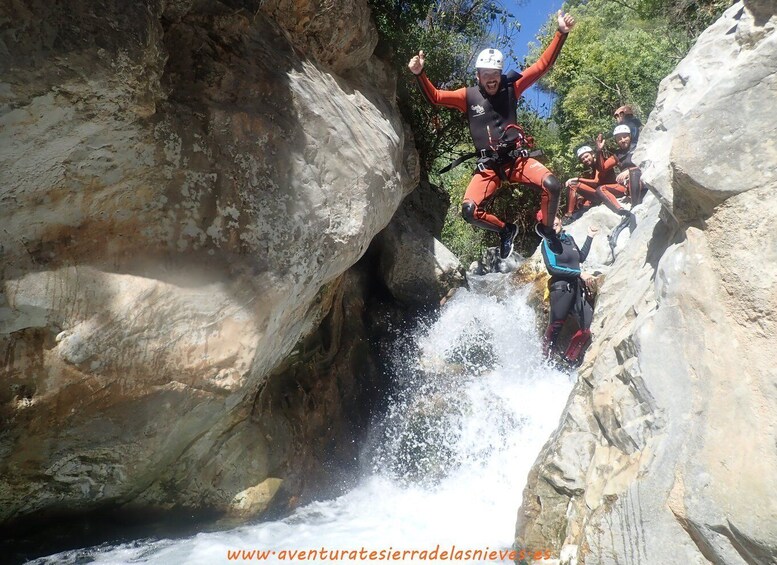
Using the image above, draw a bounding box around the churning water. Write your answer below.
[32,272,573,564]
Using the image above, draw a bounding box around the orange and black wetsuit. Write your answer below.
[540,231,593,364]
[414,32,569,234]
[567,153,628,216]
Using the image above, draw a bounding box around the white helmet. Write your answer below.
[613,124,631,137]
[576,145,594,158]
[476,48,504,70]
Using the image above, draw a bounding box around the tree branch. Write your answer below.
[588,73,620,93]
[606,0,641,15]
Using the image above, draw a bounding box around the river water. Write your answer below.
[32,272,573,564]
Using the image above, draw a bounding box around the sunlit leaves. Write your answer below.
[525,0,726,178]
[370,0,526,171]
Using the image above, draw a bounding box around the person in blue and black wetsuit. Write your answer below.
[540,215,599,366]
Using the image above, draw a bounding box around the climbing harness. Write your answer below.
[439,123,543,176]
[438,69,546,176]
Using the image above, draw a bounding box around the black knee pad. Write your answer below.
[461,200,477,223]
[542,175,562,197]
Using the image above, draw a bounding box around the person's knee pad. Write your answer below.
[461,200,477,223]
[542,175,562,197]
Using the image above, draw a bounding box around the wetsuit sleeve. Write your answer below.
[577,175,598,188]
[415,72,467,112]
[542,240,581,278]
[513,31,567,96]
[601,156,618,172]
[579,235,593,262]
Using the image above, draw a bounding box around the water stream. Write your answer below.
[32,272,573,564]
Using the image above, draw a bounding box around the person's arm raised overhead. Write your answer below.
[408,50,467,112]
[513,11,576,95]
[579,225,598,262]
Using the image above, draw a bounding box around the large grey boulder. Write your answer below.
[0,0,416,526]
[636,0,777,222]
[516,3,777,563]
[261,0,378,73]
[373,190,466,306]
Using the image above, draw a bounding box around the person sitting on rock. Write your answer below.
[540,214,598,366]
[565,139,634,223]
[612,124,645,207]
[614,104,642,150]
[407,10,577,259]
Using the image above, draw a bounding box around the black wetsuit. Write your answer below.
[541,232,593,362]
[614,145,644,207]
[612,115,643,207]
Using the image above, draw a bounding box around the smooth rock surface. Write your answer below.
[0,0,416,526]
[516,3,777,563]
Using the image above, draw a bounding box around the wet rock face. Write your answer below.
[516,3,777,564]
[0,0,416,527]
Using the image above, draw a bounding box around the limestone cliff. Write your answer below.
[515,2,777,563]
[0,0,460,533]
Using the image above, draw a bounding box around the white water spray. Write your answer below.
[32,273,573,565]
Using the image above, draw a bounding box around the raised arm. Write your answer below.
[542,239,581,278]
[579,225,599,262]
[513,11,575,95]
[408,50,467,112]
[600,155,619,173]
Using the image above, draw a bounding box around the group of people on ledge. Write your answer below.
[407,10,647,367]
[566,108,644,226]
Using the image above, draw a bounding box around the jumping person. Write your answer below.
[540,215,598,366]
[407,11,576,258]
[612,124,644,207]
[564,141,634,222]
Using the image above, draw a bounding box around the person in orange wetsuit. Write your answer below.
[407,10,576,259]
[564,139,634,223]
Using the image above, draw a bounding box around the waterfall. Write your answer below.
[31,272,573,564]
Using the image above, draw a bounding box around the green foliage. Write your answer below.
[370,0,728,261]
[370,0,524,171]
[631,0,733,36]
[436,160,487,265]
[526,0,677,178]
[529,0,729,179]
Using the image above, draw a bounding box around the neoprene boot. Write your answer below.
[535,223,562,254]
[563,329,591,366]
[499,223,518,260]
